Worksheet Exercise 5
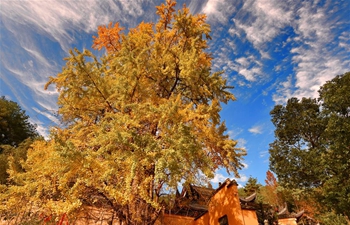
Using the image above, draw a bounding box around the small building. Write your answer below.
[160,178,259,225]
[277,206,304,225]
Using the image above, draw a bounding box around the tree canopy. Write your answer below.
[0,97,38,184]
[243,177,261,196]
[269,71,350,220]
[1,1,245,224]
[0,96,38,148]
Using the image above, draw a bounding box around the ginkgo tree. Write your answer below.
[1,1,245,224]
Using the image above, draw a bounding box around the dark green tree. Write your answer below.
[317,72,350,220]
[243,177,261,196]
[269,72,350,220]
[0,96,39,184]
[0,96,38,148]
[269,97,327,188]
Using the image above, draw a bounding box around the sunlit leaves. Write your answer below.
[4,1,245,224]
[92,22,124,54]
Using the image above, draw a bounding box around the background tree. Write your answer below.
[269,97,326,188]
[2,1,245,224]
[0,97,38,185]
[0,96,38,148]
[261,170,279,208]
[241,176,280,225]
[317,72,350,219]
[269,72,350,222]
[243,177,261,196]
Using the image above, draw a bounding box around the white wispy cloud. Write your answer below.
[1,1,149,51]
[234,56,263,81]
[210,38,264,83]
[241,162,249,169]
[236,174,248,183]
[248,125,263,134]
[338,31,350,52]
[211,173,228,184]
[272,75,293,104]
[118,0,145,17]
[211,172,248,186]
[238,67,261,82]
[236,138,247,150]
[32,107,60,126]
[202,0,237,24]
[227,128,244,140]
[272,0,350,103]
[0,34,60,132]
[233,0,293,48]
[227,0,349,101]
[0,0,157,136]
[259,150,268,158]
[1,0,349,139]
[22,47,52,69]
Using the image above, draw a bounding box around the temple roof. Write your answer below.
[167,179,257,217]
[277,205,304,220]
[239,192,257,210]
[181,184,214,202]
[166,184,213,217]
[277,206,288,216]
[291,210,305,219]
[239,192,257,203]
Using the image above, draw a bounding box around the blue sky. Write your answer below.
[1,0,349,187]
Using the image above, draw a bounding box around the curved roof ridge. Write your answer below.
[239,192,257,203]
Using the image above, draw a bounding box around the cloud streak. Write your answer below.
[0,0,159,136]
[211,172,248,187]
[234,0,293,48]
[272,0,350,103]
[207,0,349,104]
[249,125,263,134]
[1,0,155,51]
[1,0,349,142]
[202,0,237,24]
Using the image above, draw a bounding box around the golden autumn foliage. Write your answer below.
[262,170,280,207]
[1,1,245,224]
[92,22,124,53]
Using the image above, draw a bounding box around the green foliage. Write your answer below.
[316,211,349,225]
[269,71,350,219]
[0,96,38,148]
[269,97,326,188]
[243,177,261,196]
[318,72,350,219]
[242,177,278,225]
[237,187,246,197]
[0,97,39,185]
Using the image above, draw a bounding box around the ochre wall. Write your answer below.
[193,212,209,225]
[242,209,259,225]
[207,183,245,225]
[278,218,297,225]
[161,214,195,225]
[162,181,259,225]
